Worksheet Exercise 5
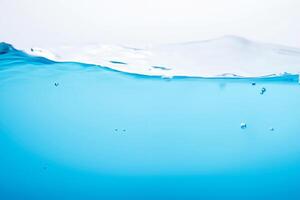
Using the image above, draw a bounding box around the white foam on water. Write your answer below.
[25,35,300,78]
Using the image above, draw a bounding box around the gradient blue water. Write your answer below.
[1,43,300,199]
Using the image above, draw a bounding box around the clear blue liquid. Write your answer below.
[1,46,300,199]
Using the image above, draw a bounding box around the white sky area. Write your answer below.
[1,0,300,48]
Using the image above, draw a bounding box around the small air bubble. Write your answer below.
[240,123,247,129]
[260,87,266,95]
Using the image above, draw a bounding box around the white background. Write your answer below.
[1,0,300,48]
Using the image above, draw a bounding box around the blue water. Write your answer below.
[1,43,300,199]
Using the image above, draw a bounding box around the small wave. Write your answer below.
[0,43,56,67]
[0,42,16,55]
[20,36,300,80]
[1,41,300,83]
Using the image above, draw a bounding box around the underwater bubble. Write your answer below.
[240,123,247,129]
[260,87,266,95]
